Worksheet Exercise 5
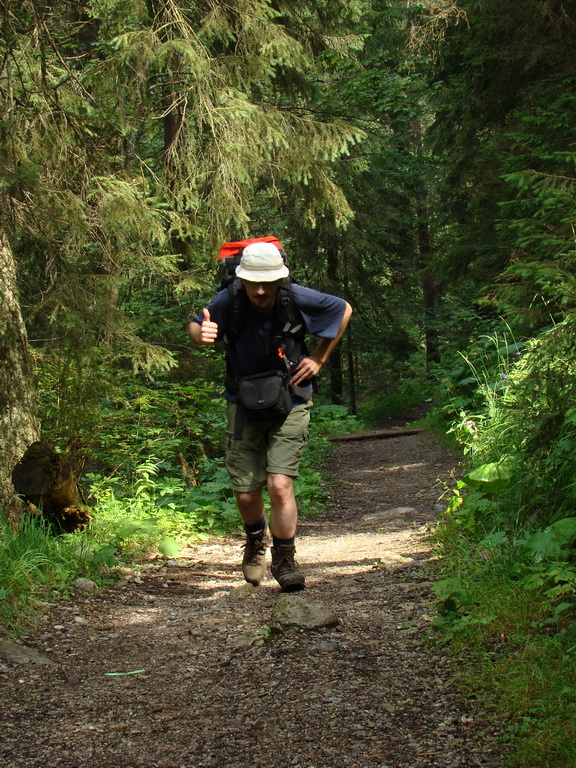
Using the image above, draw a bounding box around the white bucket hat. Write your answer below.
[235,242,289,282]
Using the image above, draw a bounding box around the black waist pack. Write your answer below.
[236,370,292,422]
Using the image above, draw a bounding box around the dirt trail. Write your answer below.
[0,428,505,768]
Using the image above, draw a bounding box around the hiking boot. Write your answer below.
[241,523,270,586]
[270,545,305,592]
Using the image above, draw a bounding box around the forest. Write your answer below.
[2,1,576,765]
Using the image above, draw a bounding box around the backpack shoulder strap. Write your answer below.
[275,278,303,338]
[224,277,247,344]
[223,279,246,395]
[276,281,320,396]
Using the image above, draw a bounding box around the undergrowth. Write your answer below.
[432,513,576,768]
[429,315,576,767]
[0,515,94,634]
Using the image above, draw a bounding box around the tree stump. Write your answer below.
[11,442,91,532]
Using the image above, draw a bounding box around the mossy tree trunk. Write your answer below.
[0,232,40,521]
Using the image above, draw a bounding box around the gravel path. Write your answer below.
[0,430,506,768]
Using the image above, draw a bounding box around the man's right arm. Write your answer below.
[188,308,219,345]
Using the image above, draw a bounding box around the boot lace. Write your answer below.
[272,550,298,577]
[242,535,267,565]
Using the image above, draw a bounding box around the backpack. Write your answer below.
[217,236,304,347]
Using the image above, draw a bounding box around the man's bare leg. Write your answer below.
[267,473,305,591]
[267,473,297,539]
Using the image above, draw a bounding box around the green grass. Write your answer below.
[0,515,80,634]
[432,519,576,768]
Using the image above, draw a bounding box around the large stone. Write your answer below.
[229,583,256,598]
[379,551,415,566]
[74,577,98,592]
[0,641,55,666]
[270,594,341,632]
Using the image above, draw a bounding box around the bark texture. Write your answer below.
[0,232,41,521]
[11,442,91,532]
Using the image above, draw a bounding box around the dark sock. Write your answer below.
[273,536,295,548]
[245,517,266,535]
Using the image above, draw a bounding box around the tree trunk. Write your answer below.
[0,232,41,522]
[327,427,424,442]
[418,223,441,366]
[12,442,91,532]
[328,347,344,404]
[346,331,357,415]
[413,120,441,367]
[326,242,345,402]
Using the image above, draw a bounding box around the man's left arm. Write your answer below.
[290,301,353,387]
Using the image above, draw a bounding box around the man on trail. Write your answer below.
[188,240,352,591]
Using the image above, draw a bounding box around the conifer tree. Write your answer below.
[0,0,370,470]
[422,0,576,334]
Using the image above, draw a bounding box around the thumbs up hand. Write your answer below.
[200,307,219,344]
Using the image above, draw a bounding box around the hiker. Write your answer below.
[188,240,352,591]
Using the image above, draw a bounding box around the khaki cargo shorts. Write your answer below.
[225,401,312,492]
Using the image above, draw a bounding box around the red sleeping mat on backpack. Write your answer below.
[218,236,284,262]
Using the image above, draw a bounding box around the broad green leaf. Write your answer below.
[158,537,181,557]
[463,458,514,493]
[433,577,469,602]
[521,529,562,561]
[93,545,118,565]
[478,530,508,549]
[550,517,576,546]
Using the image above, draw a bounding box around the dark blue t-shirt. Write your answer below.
[191,283,347,400]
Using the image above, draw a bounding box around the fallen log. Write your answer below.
[327,427,425,442]
[12,441,91,532]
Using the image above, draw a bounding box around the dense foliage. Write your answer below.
[2,1,576,763]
